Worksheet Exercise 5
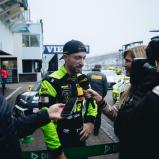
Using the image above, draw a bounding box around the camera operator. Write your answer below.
[114,38,159,159]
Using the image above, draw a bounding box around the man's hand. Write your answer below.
[47,103,65,120]
[80,122,94,141]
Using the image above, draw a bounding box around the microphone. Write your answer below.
[61,74,90,118]
[77,74,96,108]
[77,74,90,90]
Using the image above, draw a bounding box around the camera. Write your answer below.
[130,58,157,87]
[146,38,159,63]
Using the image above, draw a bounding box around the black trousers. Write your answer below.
[1,78,7,95]
[94,104,102,133]
[57,128,87,159]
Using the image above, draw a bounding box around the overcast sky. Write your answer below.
[28,0,159,57]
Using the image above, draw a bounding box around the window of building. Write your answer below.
[22,34,40,47]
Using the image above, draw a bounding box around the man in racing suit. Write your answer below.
[39,40,97,159]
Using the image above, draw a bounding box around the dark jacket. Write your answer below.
[114,83,159,159]
[0,96,50,159]
[114,60,159,159]
[87,70,108,97]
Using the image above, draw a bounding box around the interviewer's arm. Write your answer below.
[13,104,64,138]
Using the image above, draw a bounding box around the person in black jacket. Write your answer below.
[0,95,64,159]
[87,64,108,135]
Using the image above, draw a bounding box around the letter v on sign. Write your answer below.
[31,153,39,159]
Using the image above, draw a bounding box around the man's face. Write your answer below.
[64,52,86,74]
[124,52,133,76]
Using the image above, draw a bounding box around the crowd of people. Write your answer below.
[1,38,159,159]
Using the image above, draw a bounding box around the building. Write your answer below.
[17,21,43,82]
[0,0,43,83]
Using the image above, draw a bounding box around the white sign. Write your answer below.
[43,45,90,54]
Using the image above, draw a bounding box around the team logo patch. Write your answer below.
[40,87,49,94]
[91,75,102,80]
[79,77,88,83]
[61,85,71,102]
[41,88,48,91]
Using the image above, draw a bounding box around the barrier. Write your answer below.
[22,142,119,159]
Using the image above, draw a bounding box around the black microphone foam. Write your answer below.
[77,74,90,90]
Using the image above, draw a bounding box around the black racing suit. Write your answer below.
[38,65,97,158]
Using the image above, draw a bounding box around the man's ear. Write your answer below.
[63,54,68,61]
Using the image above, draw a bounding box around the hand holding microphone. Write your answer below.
[77,74,102,100]
[77,74,104,104]
[85,88,103,103]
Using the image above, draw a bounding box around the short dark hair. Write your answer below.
[92,64,101,71]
